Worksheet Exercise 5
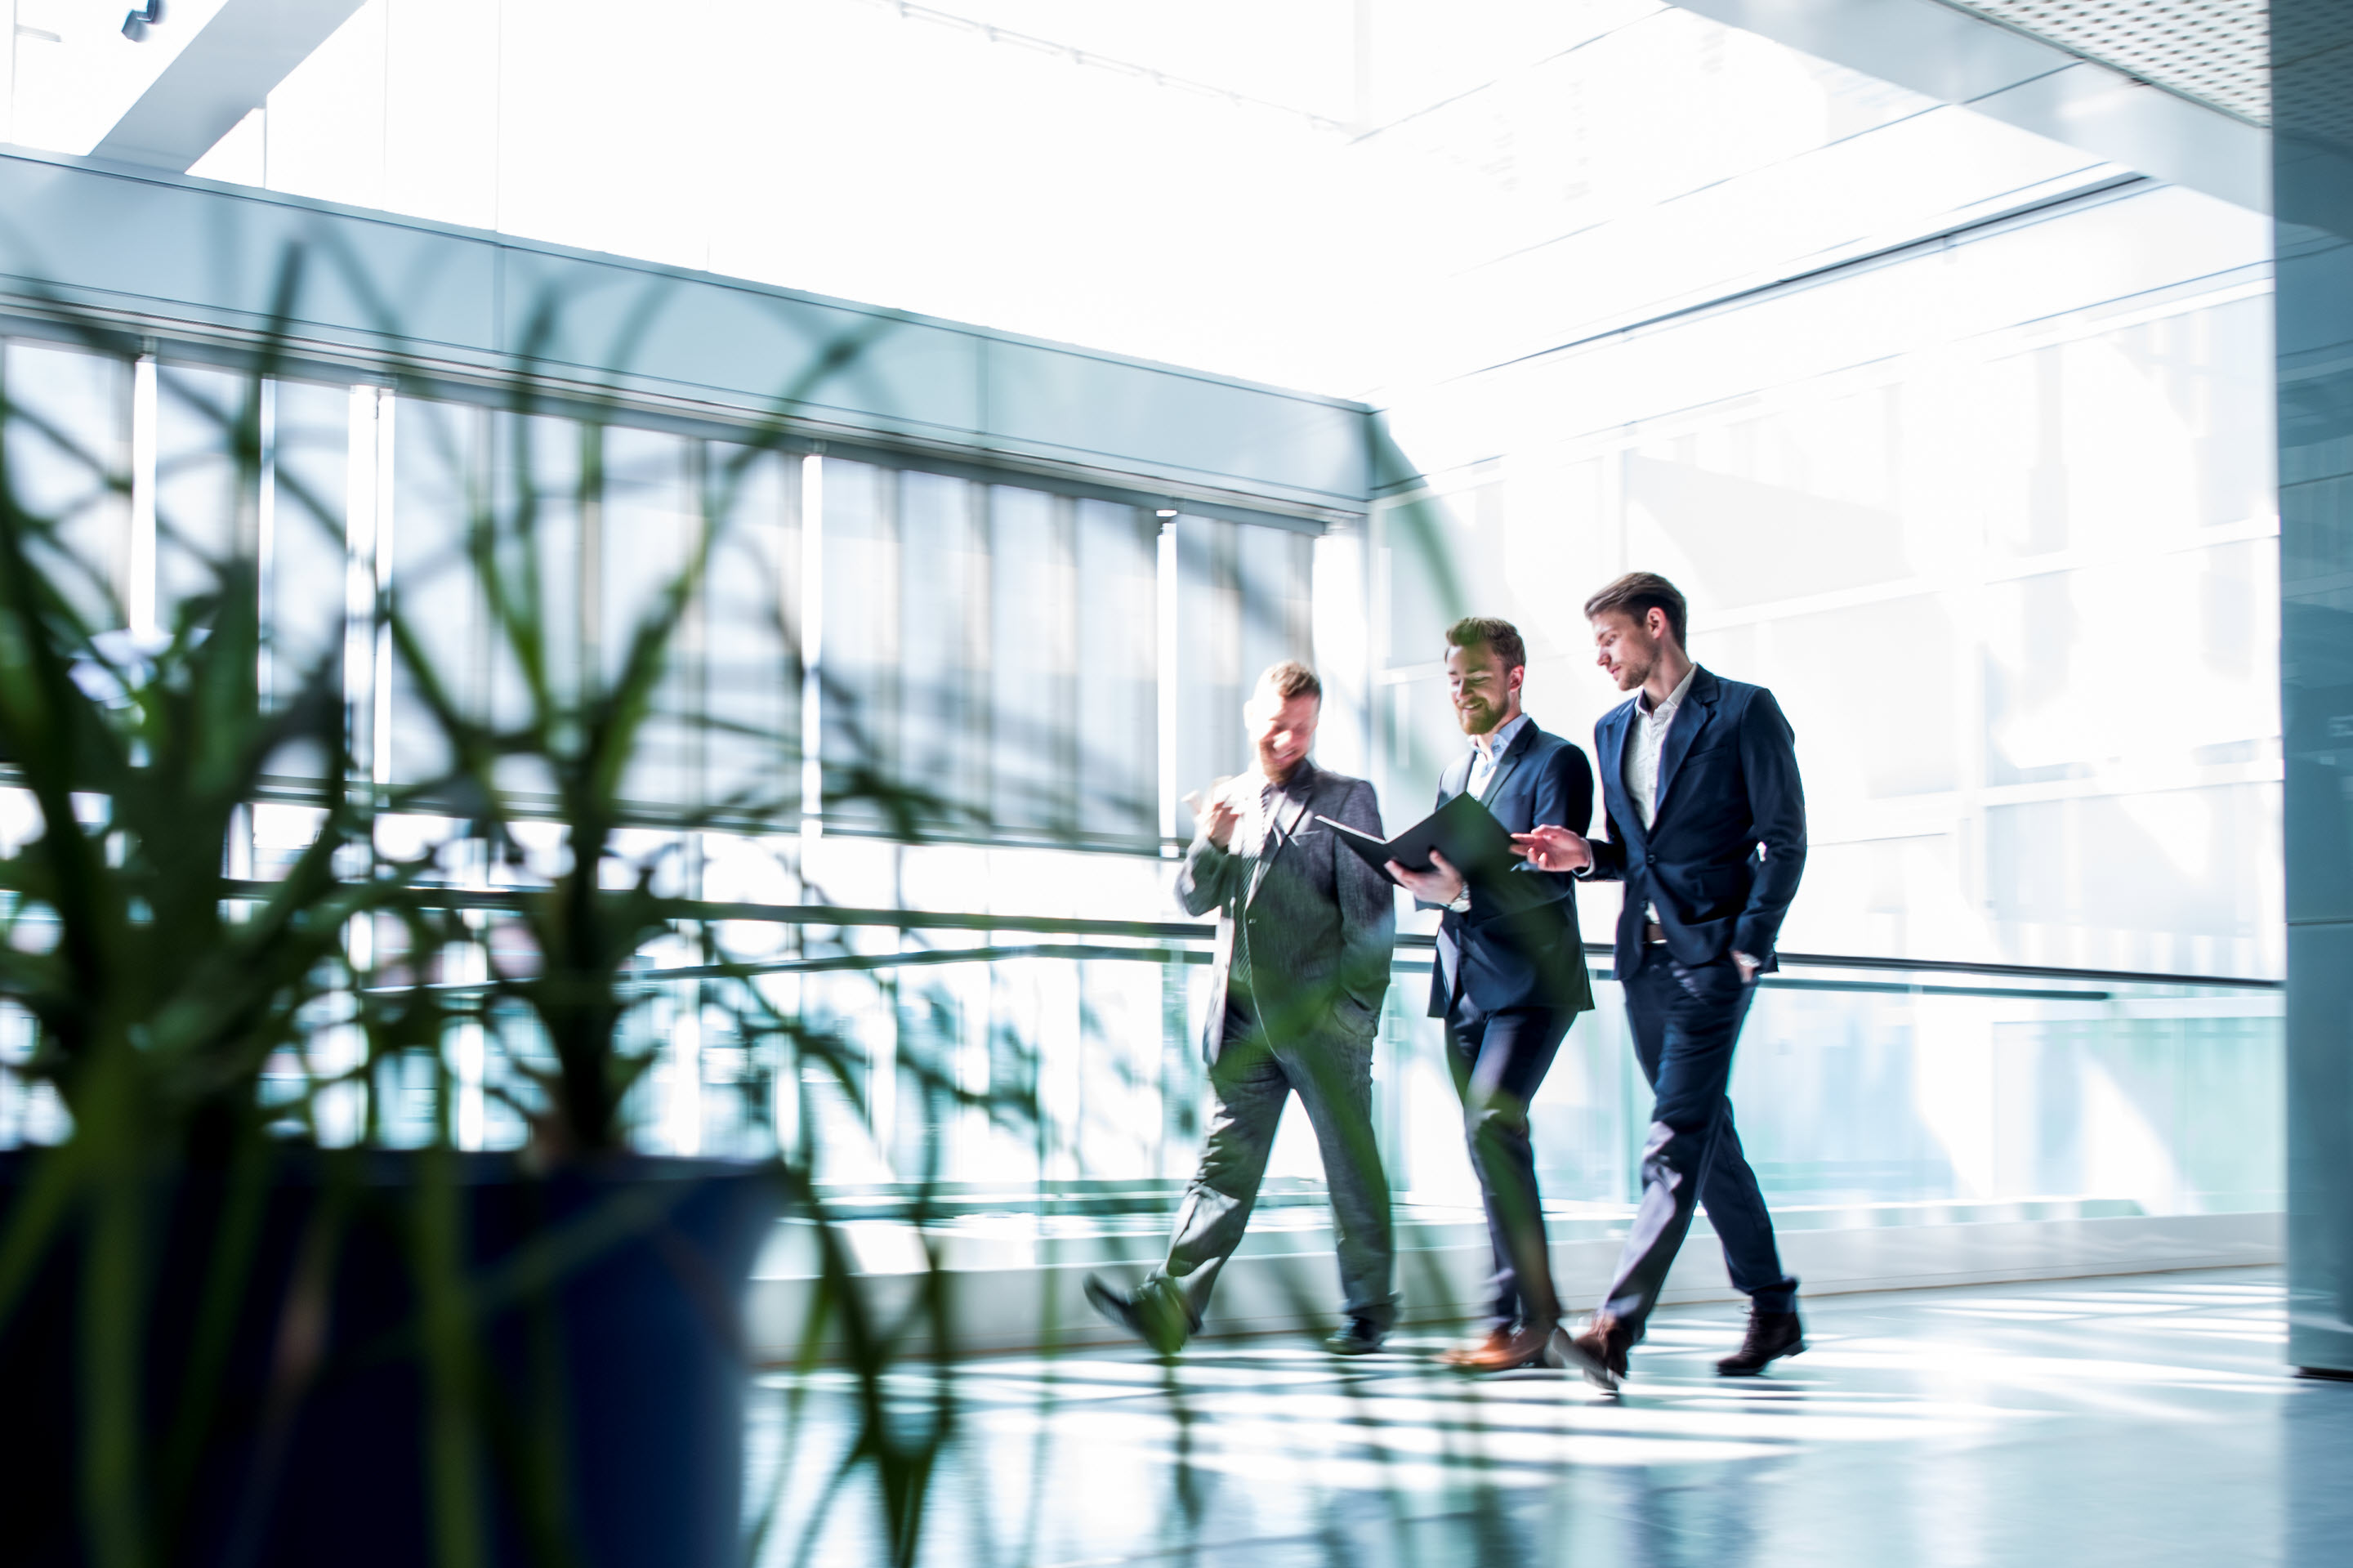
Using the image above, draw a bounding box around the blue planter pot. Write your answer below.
[0,1151,782,1568]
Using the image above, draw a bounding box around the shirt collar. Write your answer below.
[1471,712,1532,762]
[1636,664,1698,722]
[1259,757,1315,798]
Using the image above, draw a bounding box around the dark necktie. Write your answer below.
[1231,780,1284,1002]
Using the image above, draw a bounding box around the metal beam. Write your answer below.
[1673,0,2269,213]
[91,0,368,174]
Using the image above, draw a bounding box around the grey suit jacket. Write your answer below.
[1174,758,1395,1065]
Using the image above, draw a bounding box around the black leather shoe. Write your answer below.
[1556,1313,1632,1392]
[1325,1316,1387,1356]
[1716,1307,1805,1376]
[1083,1274,1189,1356]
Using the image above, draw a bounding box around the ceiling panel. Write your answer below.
[1942,1,2267,125]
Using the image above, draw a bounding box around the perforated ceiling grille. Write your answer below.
[1940,1,2269,125]
[2270,3,2353,151]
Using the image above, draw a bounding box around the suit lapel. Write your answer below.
[1478,721,1538,806]
[1598,703,1645,848]
[1649,668,1717,828]
[1245,764,1318,907]
[1437,751,1471,806]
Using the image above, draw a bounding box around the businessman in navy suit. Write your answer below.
[1516,573,1806,1391]
[1387,618,1595,1372]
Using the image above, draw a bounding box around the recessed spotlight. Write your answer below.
[1154,507,1178,519]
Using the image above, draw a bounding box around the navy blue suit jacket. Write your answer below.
[1583,668,1806,977]
[1425,721,1596,1021]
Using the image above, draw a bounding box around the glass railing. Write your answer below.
[0,890,2283,1231]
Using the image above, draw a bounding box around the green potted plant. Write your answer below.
[0,278,1029,1567]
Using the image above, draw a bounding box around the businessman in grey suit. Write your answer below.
[1085,660,1399,1356]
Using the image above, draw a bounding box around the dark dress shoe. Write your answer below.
[1326,1316,1387,1356]
[1557,1313,1632,1392]
[1441,1320,1556,1372]
[1083,1273,1189,1356]
[1716,1307,1804,1376]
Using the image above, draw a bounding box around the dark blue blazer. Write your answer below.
[1425,721,1596,1021]
[1584,668,1806,977]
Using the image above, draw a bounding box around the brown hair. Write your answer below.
[1257,659,1322,702]
[1445,616,1527,672]
[1583,572,1688,648]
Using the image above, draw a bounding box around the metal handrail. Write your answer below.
[234,882,2283,993]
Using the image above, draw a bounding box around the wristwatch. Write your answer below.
[1445,890,1472,914]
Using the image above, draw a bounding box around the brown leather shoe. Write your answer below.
[1440,1320,1556,1372]
[1557,1313,1632,1392]
[1437,1327,1514,1367]
[1715,1307,1804,1376]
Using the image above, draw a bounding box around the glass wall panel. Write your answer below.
[1238,521,1315,701]
[899,471,981,828]
[702,446,798,819]
[264,380,351,719]
[1381,234,2282,981]
[485,411,586,805]
[2,342,131,629]
[819,458,896,829]
[599,425,699,812]
[387,395,485,791]
[1170,514,1314,811]
[1072,498,1158,844]
[154,364,252,623]
[989,484,1072,837]
[1171,516,1241,815]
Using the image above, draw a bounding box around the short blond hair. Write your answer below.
[1257,660,1322,702]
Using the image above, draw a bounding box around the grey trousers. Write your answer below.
[1143,1001,1396,1331]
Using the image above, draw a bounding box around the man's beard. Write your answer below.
[1457,702,1501,735]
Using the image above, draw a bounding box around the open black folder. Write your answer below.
[1316,791,1516,883]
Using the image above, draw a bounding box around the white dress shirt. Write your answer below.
[1617,665,1756,971]
[1441,712,1530,916]
[1467,712,1531,802]
[1623,664,1695,929]
[1623,664,1696,832]
[1216,771,1288,861]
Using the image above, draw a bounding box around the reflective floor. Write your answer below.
[749,1267,2353,1566]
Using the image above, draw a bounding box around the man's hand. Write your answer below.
[1184,781,1243,850]
[1511,824,1592,873]
[1386,849,1465,906]
[1733,950,1761,985]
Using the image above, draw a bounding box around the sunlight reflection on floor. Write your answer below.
[749,1268,2348,1567]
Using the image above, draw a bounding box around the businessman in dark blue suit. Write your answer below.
[1388,617,1595,1372]
[1516,573,1805,1391]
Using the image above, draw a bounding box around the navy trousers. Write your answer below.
[1445,1004,1574,1331]
[1599,954,1797,1339]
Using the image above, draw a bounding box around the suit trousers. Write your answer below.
[1445,1004,1574,1330]
[1146,1000,1396,1330]
[1599,954,1797,1338]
